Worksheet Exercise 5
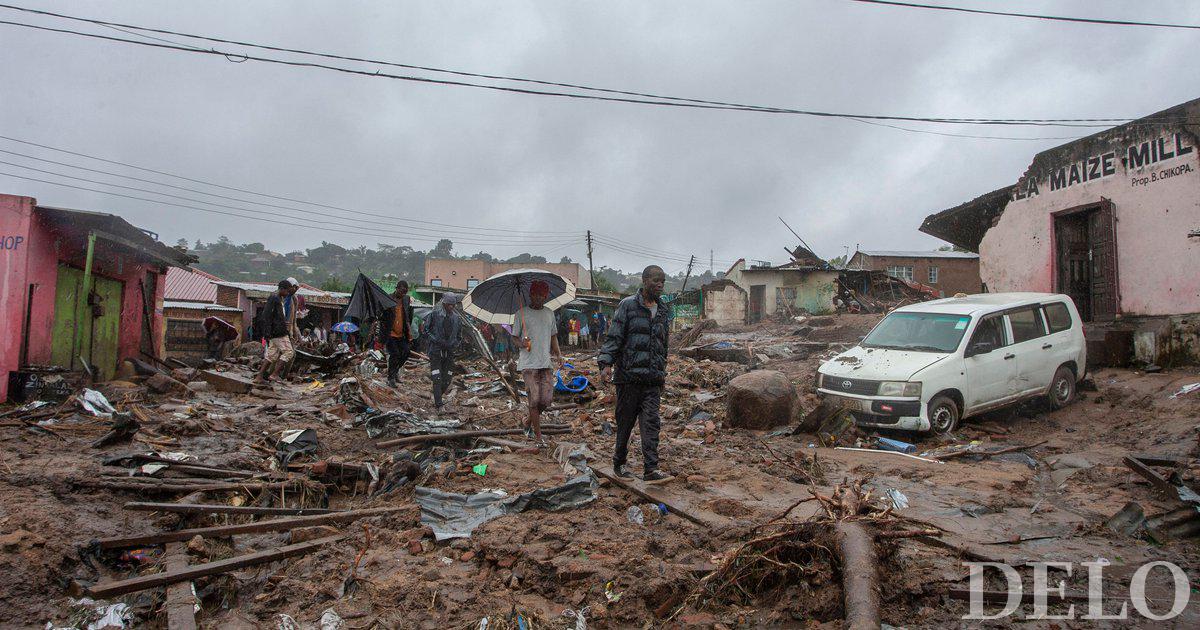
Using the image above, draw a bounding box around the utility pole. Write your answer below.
[585,230,596,290]
[710,249,713,275]
[680,255,696,294]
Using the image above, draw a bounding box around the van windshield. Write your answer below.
[861,312,971,353]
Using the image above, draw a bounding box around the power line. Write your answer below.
[846,0,1200,30]
[0,7,1184,130]
[0,134,580,236]
[592,232,739,265]
[0,146,584,242]
[0,169,579,249]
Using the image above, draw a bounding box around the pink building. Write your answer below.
[921,98,1200,365]
[1,194,192,401]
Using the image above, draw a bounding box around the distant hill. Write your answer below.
[184,236,719,293]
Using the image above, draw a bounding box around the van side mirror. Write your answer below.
[967,340,995,357]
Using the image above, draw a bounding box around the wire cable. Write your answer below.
[0,8,1187,129]
[845,0,1200,30]
[0,134,580,236]
[0,147,585,242]
[0,169,579,248]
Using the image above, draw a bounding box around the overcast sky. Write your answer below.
[2,0,1198,275]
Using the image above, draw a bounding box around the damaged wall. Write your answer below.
[0,195,35,402]
[980,102,1200,318]
[702,280,746,325]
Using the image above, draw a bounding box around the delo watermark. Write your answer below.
[963,560,1191,621]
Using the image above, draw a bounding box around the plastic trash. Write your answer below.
[875,437,916,454]
[79,389,115,418]
[320,609,345,630]
[883,488,909,510]
[472,463,488,477]
[626,505,644,525]
[562,606,591,630]
[1170,383,1200,399]
[276,429,318,466]
[604,580,622,603]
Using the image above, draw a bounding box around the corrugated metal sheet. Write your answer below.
[164,267,221,302]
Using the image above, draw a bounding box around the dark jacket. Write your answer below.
[597,291,670,385]
[425,306,462,356]
[380,295,413,340]
[260,293,290,340]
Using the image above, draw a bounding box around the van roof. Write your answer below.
[894,292,1068,316]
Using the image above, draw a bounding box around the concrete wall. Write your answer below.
[850,254,981,296]
[729,264,838,317]
[702,281,746,325]
[0,195,35,401]
[425,259,590,290]
[980,129,1200,317]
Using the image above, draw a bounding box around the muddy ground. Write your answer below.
[2,312,1198,628]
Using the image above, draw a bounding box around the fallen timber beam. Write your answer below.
[376,425,571,448]
[932,440,1048,461]
[836,521,881,630]
[163,543,197,630]
[593,465,709,527]
[124,502,341,517]
[77,480,305,493]
[95,506,403,549]
[87,535,344,599]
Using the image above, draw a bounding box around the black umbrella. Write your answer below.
[462,268,575,324]
[343,273,397,322]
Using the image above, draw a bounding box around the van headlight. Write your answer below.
[878,381,921,397]
[816,372,825,388]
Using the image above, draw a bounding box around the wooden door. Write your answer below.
[1054,213,1092,321]
[1088,199,1119,321]
[749,285,765,323]
[89,276,123,380]
[50,264,84,368]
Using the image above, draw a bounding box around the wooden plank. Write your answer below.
[87,535,344,599]
[124,502,341,517]
[592,465,710,528]
[476,436,539,453]
[199,370,254,394]
[376,426,570,448]
[1123,455,1176,496]
[97,506,402,549]
[163,543,197,630]
[77,480,303,493]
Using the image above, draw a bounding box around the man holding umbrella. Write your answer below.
[425,293,463,410]
[512,280,562,445]
[598,265,674,484]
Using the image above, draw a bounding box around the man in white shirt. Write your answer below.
[512,280,562,445]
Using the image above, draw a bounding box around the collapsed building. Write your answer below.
[0,194,193,401]
[921,97,1200,365]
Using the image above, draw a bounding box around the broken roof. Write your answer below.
[37,205,195,267]
[919,96,1200,252]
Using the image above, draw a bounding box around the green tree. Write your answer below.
[592,275,618,292]
[430,239,454,259]
[319,277,352,292]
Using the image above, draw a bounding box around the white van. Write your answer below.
[816,293,1086,434]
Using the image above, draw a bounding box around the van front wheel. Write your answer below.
[928,395,960,434]
[1048,366,1076,410]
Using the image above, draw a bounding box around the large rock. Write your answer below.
[725,370,796,429]
[146,373,190,396]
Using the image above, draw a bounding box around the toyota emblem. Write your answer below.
[841,380,852,389]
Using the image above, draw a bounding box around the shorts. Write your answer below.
[568,332,579,345]
[522,368,555,411]
[265,336,295,363]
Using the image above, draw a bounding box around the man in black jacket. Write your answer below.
[598,265,674,484]
[425,293,463,410]
[254,280,297,384]
[380,281,414,388]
